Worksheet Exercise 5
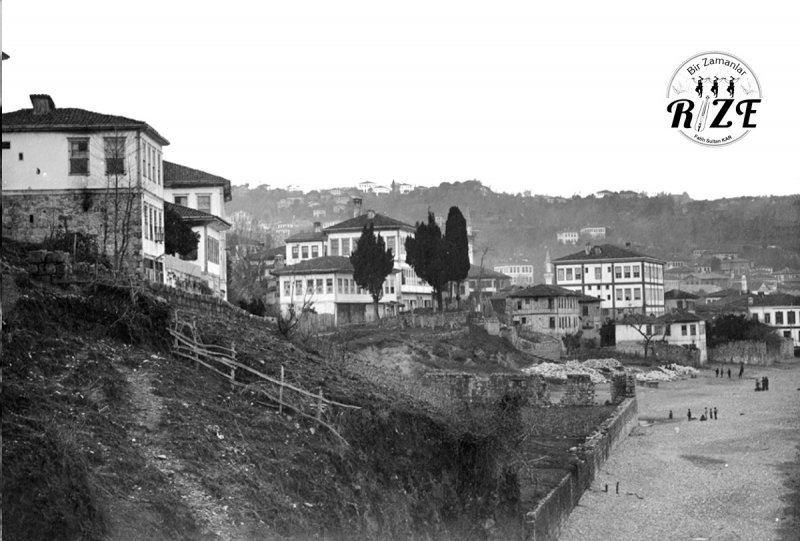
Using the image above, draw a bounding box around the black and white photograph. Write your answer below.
[2,1,799,540]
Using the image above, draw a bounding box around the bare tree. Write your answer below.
[621,314,666,359]
[475,244,491,313]
[277,283,316,338]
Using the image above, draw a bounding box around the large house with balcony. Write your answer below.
[163,161,232,299]
[273,204,434,322]
[553,243,666,318]
[499,284,583,337]
[2,94,169,281]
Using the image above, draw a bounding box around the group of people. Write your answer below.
[714,367,732,378]
[687,406,718,422]
[755,376,770,392]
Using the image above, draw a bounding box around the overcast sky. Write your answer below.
[3,1,799,200]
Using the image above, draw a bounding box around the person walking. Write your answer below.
[687,408,692,421]
[713,407,718,420]
[739,362,744,378]
[728,368,731,379]
[715,367,719,377]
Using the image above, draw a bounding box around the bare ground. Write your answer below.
[559,361,800,541]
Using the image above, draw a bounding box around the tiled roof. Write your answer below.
[271,256,354,276]
[665,289,700,300]
[3,99,169,145]
[577,293,602,303]
[165,201,231,229]
[468,265,511,280]
[285,230,326,243]
[163,161,232,202]
[748,293,800,307]
[325,213,414,233]
[507,284,580,298]
[553,244,663,263]
[703,288,743,299]
[656,311,704,324]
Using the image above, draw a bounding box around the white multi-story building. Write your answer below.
[579,226,607,239]
[163,161,232,299]
[557,231,580,245]
[553,243,666,318]
[494,264,535,286]
[2,94,169,281]
[748,294,800,347]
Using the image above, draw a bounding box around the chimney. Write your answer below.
[30,94,55,115]
[366,209,375,219]
[584,242,591,255]
[313,221,322,233]
[352,197,363,218]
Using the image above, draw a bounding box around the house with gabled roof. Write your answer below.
[665,289,699,312]
[2,94,169,281]
[163,161,233,299]
[748,293,800,348]
[553,243,666,318]
[615,311,708,362]
[499,284,582,336]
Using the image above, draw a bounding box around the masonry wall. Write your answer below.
[524,397,639,541]
[2,190,144,270]
[422,372,551,406]
[709,340,794,365]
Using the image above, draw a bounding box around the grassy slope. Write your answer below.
[1,268,617,540]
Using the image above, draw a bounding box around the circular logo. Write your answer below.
[666,51,762,146]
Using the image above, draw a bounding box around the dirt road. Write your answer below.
[560,361,800,541]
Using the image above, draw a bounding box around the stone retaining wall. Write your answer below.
[23,249,72,281]
[422,372,551,406]
[559,374,596,406]
[524,397,639,541]
[146,282,270,322]
[709,340,794,366]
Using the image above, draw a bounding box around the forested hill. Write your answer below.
[227,182,800,269]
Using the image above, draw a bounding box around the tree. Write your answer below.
[620,314,666,359]
[164,205,200,257]
[405,211,449,311]
[99,133,140,271]
[444,206,471,307]
[350,223,395,319]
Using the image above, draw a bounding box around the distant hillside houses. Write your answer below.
[557,231,580,245]
[579,226,607,239]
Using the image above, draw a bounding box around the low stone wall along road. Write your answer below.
[560,361,800,541]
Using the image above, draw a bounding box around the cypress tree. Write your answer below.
[444,206,471,306]
[350,222,395,320]
[405,211,448,311]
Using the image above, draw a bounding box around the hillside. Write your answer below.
[227,183,800,270]
[2,251,617,540]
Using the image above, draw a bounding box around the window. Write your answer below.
[633,265,641,278]
[582,305,589,317]
[330,238,340,256]
[775,311,784,325]
[174,195,188,206]
[549,317,556,329]
[386,236,396,256]
[624,288,632,301]
[326,278,333,294]
[690,324,697,336]
[337,278,343,293]
[789,311,796,325]
[634,288,641,301]
[69,138,89,175]
[665,325,671,336]
[301,246,309,259]
[104,137,126,175]
[342,239,351,257]
[784,331,792,339]
[752,313,759,323]
[18,152,24,161]
[615,266,622,279]
[291,245,299,259]
[616,289,623,301]
[681,325,687,336]
[575,267,582,280]
[566,268,573,280]
[764,313,771,324]
[295,280,303,295]
[197,195,212,214]
[521,317,527,325]
[206,236,220,264]
[557,268,565,281]
[283,280,291,297]
[517,300,523,310]
[594,267,601,280]
[307,279,314,292]
[311,245,319,258]
[624,266,631,279]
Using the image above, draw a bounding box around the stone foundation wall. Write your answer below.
[2,190,143,269]
[146,282,268,322]
[610,373,637,403]
[422,372,551,406]
[23,249,72,281]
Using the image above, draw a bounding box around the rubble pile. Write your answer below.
[522,359,621,384]
[632,364,699,383]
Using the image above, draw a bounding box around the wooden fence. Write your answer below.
[168,313,360,444]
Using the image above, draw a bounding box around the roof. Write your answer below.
[468,265,511,280]
[325,213,414,233]
[657,312,704,324]
[703,288,743,299]
[165,201,231,229]
[507,284,580,298]
[665,289,700,300]
[748,294,800,307]
[163,161,232,202]
[577,293,602,303]
[553,244,663,263]
[3,96,169,145]
[285,230,326,243]
[271,256,354,276]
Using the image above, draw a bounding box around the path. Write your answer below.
[560,362,800,541]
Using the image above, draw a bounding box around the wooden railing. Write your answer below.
[169,313,359,444]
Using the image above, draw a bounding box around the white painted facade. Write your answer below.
[749,304,800,347]
[616,319,708,362]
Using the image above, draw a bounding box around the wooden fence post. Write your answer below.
[316,387,324,424]
[279,365,284,415]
